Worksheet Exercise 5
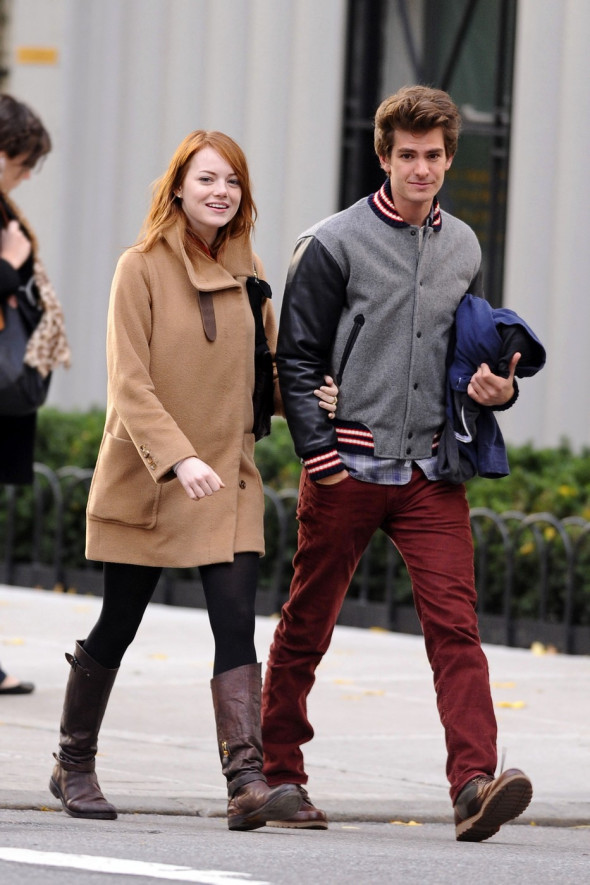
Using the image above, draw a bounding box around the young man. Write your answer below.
[262,85,533,842]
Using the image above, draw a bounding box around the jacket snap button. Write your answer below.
[239,480,246,489]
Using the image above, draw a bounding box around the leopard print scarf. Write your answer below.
[24,257,71,378]
[1,192,71,378]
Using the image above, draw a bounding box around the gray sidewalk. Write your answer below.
[0,584,588,826]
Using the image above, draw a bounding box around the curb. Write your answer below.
[1,792,587,828]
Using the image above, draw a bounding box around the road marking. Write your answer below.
[0,849,270,884]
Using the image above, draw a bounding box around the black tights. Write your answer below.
[84,554,259,676]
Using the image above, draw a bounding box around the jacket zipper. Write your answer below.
[336,314,365,385]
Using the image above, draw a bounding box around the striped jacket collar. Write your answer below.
[367,177,442,231]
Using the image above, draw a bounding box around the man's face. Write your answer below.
[379,127,453,225]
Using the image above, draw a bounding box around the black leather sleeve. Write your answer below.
[277,236,347,460]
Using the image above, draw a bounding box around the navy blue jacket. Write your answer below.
[437,294,546,483]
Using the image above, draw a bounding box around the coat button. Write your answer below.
[239,480,246,489]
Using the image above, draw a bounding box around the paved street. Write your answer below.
[0,583,589,882]
[0,811,589,885]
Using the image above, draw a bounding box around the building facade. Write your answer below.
[2,0,589,450]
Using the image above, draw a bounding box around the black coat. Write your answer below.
[0,196,43,485]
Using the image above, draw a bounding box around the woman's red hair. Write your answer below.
[138,130,256,258]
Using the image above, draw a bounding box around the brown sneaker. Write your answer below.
[266,785,328,829]
[454,768,533,842]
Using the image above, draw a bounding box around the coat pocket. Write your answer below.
[87,433,161,528]
[335,314,365,385]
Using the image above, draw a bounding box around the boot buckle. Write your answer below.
[65,652,90,676]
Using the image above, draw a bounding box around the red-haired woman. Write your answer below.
[49,130,338,831]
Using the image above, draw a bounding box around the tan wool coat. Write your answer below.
[86,222,280,568]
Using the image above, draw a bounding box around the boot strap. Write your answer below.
[228,771,267,798]
[53,751,95,773]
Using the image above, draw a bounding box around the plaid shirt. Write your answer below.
[340,451,442,485]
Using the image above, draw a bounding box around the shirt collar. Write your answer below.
[367,177,442,231]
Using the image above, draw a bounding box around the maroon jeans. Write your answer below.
[261,468,498,803]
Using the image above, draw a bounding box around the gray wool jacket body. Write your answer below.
[276,195,482,468]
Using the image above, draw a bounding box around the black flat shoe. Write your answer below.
[0,681,35,694]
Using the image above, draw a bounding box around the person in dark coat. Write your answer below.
[0,94,70,694]
[0,93,69,484]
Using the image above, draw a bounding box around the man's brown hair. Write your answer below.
[374,85,461,160]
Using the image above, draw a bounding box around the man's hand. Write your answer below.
[467,352,521,407]
[316,469,349,486]
[175,457,225,500]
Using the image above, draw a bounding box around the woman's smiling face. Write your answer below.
[176,146,242,246]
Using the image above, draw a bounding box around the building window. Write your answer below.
[340,0,517,306]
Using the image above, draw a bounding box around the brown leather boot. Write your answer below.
[49,641,118,820]
[454,768,533,841]
[267,785,328,829]
[211,663,302,831]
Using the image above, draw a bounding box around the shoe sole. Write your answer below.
[455,773,533,842]
[266,819,328,830]
[49,777,118,820]
[228,788,303,832]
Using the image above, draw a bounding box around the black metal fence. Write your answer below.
[2,464,589,655]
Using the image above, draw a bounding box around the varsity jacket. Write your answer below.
[276,181,483,479]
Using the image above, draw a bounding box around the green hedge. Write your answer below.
[0,409,586,627]
[34,407,590,521]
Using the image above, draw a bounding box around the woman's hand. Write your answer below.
[1,220,31,269]
[314,375,339,420]
[175,457,225,501]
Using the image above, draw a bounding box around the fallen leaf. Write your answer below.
[495,700,526,709]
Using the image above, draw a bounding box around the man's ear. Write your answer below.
[445,153,454,172]
[379,155,391,175]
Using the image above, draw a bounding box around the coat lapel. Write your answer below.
[163,222,254,293]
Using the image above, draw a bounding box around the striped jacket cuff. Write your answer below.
[303,448,345,480]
